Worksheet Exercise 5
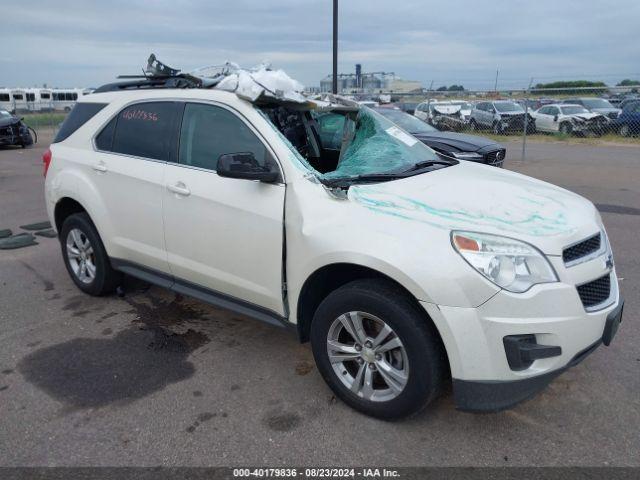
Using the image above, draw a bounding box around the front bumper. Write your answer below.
[421,266,622,412]
[452,300,623,412]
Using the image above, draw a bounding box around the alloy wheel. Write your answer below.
[66,228,96,284]
[326,311,409,402]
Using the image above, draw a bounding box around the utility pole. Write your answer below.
[494,68,499,93]
[332,0,338,94]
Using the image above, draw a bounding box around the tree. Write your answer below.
[436,86,447,91]
[617,79,640,86]
[531,80,607,95]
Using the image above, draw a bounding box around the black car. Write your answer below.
[0,110,35,148]
[374,107,506,167]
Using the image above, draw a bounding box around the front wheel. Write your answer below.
[60,213,121,295]
[310,279,445,419]
[559,122,573,135]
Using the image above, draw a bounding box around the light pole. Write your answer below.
[332,0,338,94]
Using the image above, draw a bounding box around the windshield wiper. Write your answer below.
[322,172,406,188]
[402,159,456,172]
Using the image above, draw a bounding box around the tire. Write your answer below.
[492,121,503,135]
[310,279,446,419]
[469,119,477,131]
[60,212,121,295]
[620,124,630,137]
[559,122,573,135]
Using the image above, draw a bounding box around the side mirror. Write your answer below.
[553,115,559,122]
[216,152,279,183]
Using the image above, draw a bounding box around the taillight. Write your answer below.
[42,148,52,177]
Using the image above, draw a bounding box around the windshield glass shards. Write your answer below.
[324,108,441,179]
[259,104,456,188]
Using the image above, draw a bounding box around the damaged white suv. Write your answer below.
[44,62,623,419]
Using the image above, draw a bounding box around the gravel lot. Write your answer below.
[0,133,638,467]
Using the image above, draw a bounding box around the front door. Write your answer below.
[162,102,286,315]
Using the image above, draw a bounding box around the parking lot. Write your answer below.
[0,133,638,467]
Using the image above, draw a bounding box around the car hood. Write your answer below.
[567,112,603,121]
[0,117,20,128]
[412,131,498,152]
[432,105,461,114]
[347,161,600,256]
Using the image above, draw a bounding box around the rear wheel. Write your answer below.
[620,124,630,137]
[492,121,504,135]
[469,119,478,131]
[60,213,121,295]
[310,279,445,419]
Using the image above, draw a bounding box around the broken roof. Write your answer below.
[95,54,315,106]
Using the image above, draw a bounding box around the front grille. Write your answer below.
[577,274,611,309]
[563,233,601,264]
[0,126,13,136]
[484,149,506,167]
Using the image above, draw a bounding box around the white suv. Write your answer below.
[44,79,623,419]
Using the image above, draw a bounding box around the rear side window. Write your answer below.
[111,102,178,161]
[53,103,107,143]
[95,117,117,151]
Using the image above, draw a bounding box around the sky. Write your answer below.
[2,0,639,90]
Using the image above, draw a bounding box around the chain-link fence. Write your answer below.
[356,85,640,161]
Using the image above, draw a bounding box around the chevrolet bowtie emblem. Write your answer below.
[604,254,614,270]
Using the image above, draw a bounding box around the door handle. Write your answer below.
[92,162,107,173]
[167,183,191,196]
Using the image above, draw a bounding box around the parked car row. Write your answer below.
[410,97,639,137]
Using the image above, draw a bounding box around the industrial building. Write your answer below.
[319,64,422,94]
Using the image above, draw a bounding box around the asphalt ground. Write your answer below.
[0,132,638,467]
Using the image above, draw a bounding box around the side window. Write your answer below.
[111,102,178,161]
[179,103,268,171]
[538,106,549,115]
[477,103,487,111]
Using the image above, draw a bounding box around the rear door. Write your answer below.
[92,100,179,273]
[162,101,286,315]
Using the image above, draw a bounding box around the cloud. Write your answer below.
[1,0,639,89]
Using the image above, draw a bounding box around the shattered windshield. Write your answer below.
[260,104,452,187]
[323,107,441,180]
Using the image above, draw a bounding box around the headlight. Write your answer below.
[451,231,558,293]
[451,151,483,160]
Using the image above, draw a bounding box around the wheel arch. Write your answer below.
[295,263,450,373]
[54,197,88,233]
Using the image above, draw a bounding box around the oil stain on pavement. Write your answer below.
[18,326,202,409]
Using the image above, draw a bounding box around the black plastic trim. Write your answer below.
[110,258,293,331]
[503,334,562,371]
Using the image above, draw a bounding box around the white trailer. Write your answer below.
[52,89,80,111]
[0,88,13,112]
[24,88,54,112]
